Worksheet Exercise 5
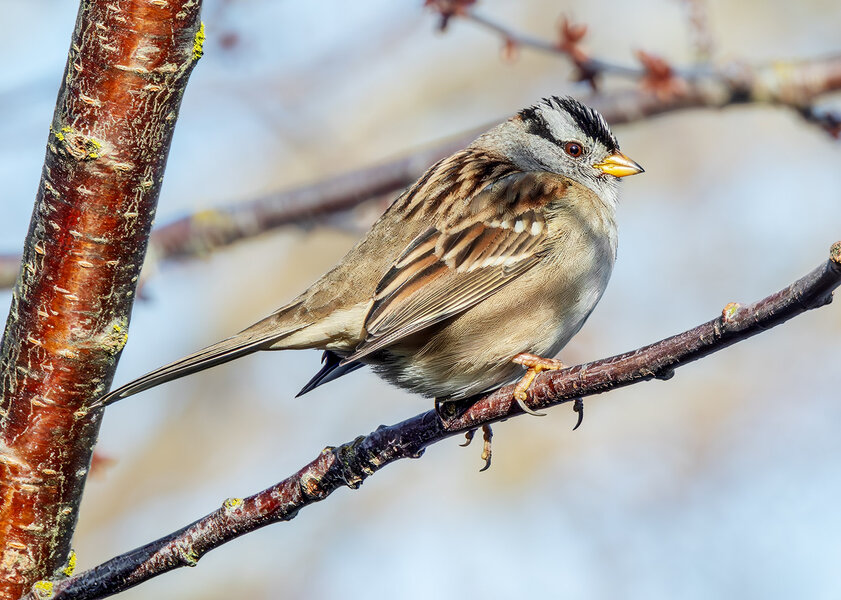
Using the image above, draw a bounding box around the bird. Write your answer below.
[96,96,643,464]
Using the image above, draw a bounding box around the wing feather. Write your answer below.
[344,171,567,363]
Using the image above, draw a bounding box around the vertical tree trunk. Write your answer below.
[0,2,203,597]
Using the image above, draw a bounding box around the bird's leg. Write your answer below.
[436,398,494,470]
[511,352,567,416]
[458,424,494,471]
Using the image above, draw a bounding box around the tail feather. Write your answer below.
[97,316,307,407]
[295,351,364,397]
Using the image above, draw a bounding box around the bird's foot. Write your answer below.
[460,424,494,472]
[511,353,567,416]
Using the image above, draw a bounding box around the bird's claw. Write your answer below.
[511,352,567,416]
[460,425,494,471]
[572,397,584,431]
[513,390,546,417]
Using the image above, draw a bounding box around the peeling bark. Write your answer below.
[0,1,202,597]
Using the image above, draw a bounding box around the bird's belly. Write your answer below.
[369,253,613,400]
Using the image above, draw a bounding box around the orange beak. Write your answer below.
[594,152,645,178]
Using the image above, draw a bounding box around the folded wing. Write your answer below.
[345,171,564,363]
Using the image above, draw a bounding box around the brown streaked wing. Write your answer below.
[344,171,564,363]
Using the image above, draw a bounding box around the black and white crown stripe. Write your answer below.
[519,96,618,153]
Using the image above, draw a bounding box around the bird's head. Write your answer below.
[494,96,644,203]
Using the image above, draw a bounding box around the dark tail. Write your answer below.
[295,351,364,397]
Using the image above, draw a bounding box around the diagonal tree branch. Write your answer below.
[31,242,841,600]
[0,2,203,598]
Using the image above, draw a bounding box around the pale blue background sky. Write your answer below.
[1,1,841,599]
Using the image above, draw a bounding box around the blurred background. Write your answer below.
[2,1,841,598]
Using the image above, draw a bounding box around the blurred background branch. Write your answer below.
[1,48,839,291]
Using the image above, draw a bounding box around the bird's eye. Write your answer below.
[564,141,584,158]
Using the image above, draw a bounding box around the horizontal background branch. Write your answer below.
[2,53,840,291]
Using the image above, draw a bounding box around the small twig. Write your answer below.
[463,11,643,80]
[33,242,841,600]
[424,0,476,30]
[682,0,715,61]
[636,50,690,100]
[456,8,719,83]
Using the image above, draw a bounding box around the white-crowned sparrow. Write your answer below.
[97,96,643,418]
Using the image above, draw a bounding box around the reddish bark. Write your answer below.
[0,2,203,597]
